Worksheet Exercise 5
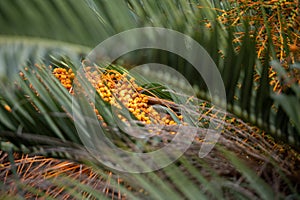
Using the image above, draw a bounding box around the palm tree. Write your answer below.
[0,0,299,199]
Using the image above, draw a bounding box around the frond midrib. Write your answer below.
[0,35,92,55]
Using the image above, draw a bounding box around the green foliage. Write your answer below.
[0,0,299,199]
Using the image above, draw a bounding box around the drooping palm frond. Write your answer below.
[0,0,118,46]
[1,55,299,198]
[1,0,298,145]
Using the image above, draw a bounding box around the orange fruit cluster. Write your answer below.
[53,68,75,92]
[54,66,180,125]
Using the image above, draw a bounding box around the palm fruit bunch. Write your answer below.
[52,65,181,126]
[52,67,75,93]
[210,0,300,93]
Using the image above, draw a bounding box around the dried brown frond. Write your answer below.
[0,151,128,199]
